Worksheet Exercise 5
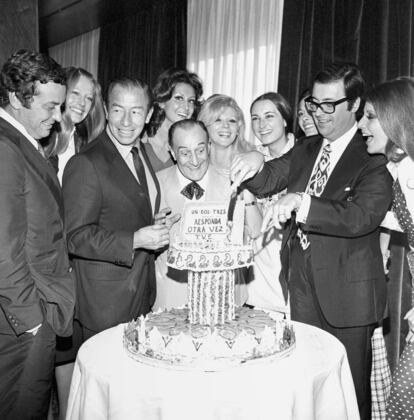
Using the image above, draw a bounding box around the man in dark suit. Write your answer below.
[62,77,177,346]
[0,50,75,419]
[231,63,393,419]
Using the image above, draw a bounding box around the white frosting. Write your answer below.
[124,307,295,367]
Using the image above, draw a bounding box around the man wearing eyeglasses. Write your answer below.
[231,62,392,420]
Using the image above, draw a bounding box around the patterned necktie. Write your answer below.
[131,146,150,198]
[181,181,204,200]
[298,143,331,250]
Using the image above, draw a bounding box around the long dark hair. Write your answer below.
[146,68,203,137]
[365,77,414,161]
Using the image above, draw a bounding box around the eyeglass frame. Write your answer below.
[304,96,349,114]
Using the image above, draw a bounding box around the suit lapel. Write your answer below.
[322,133,365,198]
[0,118,63,217]
[101,134,153,225]
[141,142,160,214]
[168,168,186,212]
[289,136,323,193]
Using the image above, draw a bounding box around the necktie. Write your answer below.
[298,143,331,250]
[131,146,150,198]
[181,181,204,200]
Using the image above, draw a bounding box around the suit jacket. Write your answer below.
[0,117,75,337]
[246,132,393,327]
[62,131,160,332]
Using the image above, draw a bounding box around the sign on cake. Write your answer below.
[179,201,244,244]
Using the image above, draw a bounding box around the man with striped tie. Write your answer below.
[230,63,393,420]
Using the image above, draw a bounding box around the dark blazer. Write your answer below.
[0,117,75,337]
[62,131,160,332]
[246,132,393,328]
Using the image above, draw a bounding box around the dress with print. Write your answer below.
[387,178,414,419]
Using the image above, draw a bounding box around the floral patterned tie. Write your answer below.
[298,143,331,250]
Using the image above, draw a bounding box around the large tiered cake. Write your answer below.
[124,200,295,370]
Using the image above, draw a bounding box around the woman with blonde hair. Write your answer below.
[198,94,262,303]
[358,77,414,419]
[198,94,252,171]
[44,66,105,420]
[43,66,105,184]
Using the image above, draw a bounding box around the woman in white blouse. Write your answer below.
[245,92,295,315]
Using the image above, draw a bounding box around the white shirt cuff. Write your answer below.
[296,193,311,224]
[381,211,403,232]
[26,323,42,334]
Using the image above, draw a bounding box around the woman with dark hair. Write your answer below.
[358,77,414,419]
[43,66,105,184]
[142,67,203,171]
[243,92,294,315]
[296,89,318,138]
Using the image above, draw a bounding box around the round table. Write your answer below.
[66,321,359,420]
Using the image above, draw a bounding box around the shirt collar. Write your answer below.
[257,133,295,160]
[0,107,39,150]
[323,123,357,151]
[176,165,209,191]
[106,126,139,159]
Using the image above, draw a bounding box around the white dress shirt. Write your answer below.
[106,127,157,213]
[57,128,76,185]
[176,167,209,202]
[297,124,358,223]
[0,107,39,151]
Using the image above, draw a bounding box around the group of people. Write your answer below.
[0,48,412,420]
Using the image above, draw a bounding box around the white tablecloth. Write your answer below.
[66,321,360,420]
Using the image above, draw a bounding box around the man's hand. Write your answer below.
[262,193,302,231]
[154,207,181,229]
[133,224,170,250]
[230,152,264,188]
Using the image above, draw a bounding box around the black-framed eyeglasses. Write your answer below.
[304,96,348,114]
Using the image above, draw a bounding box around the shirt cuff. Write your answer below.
[381,211,403,232]
[296,193,311,224]
[26,323,42,334]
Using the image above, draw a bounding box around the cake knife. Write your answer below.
[227,186,239,224]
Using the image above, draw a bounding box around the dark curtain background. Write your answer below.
[98,0,187,94]
[278,0,414,372]
[278,0,414,123]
